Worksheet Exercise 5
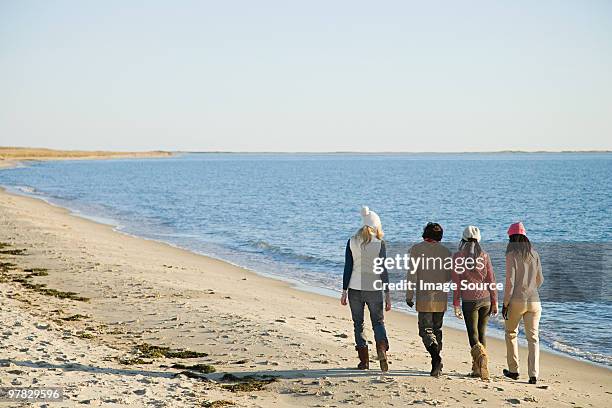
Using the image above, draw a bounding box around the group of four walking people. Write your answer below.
[341,206,544,384]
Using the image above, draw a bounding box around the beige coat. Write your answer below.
[503,249,544,305]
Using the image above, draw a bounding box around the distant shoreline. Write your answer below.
[179,150,612,154]
[2,147,610,157]
[0,147,173,160]
[0,147,173,169]
[2,149,608,169]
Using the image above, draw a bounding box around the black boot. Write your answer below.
[503,369,519,380]
[529,377,537,384]
[426,344,443,377]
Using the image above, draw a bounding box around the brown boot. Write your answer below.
[375,339,389,372]
[479,344,489,380]
[356,346,369,370]
[470,344,481,378]
[471,343,489,380]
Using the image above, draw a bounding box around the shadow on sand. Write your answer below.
[2,359,469,381]
[1,359,176,379]
[206,367,469,381]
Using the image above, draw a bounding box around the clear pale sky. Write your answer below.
[1,1,611,152]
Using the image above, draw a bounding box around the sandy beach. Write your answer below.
[3,0,610,403]
[0,185,610,407]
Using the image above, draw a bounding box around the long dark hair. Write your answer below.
[458,238,483,259]
[459,238,483,272]
[506,234,533,259]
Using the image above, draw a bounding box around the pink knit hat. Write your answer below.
[507,222,527,236]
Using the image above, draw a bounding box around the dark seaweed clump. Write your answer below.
[136,343,208,359]
[10,274,90,302]
[24,268,49,276]
[76,331,94,339]
[121,343,210,368]
[35,287,90,302]
[61,314,89,321]
[219,373,277,392]
[0,248,27,255]
[0,243,89,302]
[119,357,153,365]
[0,262,17,271]
[203,400,234,408]
[170,363,216,373]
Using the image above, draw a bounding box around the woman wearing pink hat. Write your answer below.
[502,222,544,385]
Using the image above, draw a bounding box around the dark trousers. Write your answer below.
[348,289,388,348]
[417,311,444,350]
[462,300,491,347]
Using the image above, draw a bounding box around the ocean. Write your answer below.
[1,152,610,366]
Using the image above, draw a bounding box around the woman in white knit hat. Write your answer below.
[341,206,391,372]
[451,225,498,380]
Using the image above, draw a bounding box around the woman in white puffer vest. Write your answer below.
[341,206,391,371]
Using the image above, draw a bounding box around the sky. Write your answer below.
[1,0,611,152]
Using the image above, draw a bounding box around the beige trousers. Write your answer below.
[505,301,542,378]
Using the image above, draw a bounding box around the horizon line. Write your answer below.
[2,147,612,155]
[179,149,612,154]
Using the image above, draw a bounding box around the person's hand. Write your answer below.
[454,306,463,320]
[340,290,348,306]
[385,292,392,312]
[501,305,509,320]
[405,298,414,308]
[490,303,499,316]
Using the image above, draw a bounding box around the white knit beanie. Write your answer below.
[361,206,381,229]
[462,225,481,242]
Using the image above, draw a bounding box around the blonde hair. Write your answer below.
[354,225,384,247]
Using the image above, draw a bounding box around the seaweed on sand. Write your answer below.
[203,400,234,407]
[37,288,90,302]
[7,293,31,304]
[76,331,94,339]
[121,343,209,367]
[0,262,17,271]
[24,268,49,276]
[136,343,208,359]
[10,273,90,301]
[218,373,278,392]
[6,267,90,302]
[118,357,153,365]
[0,249,27,255]
[21,282,47,291]
[170,363,216,373]
[61,314,89,321]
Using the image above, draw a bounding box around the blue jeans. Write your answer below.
[348,289,388,348]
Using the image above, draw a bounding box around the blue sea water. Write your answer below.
[1,153,610,366]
